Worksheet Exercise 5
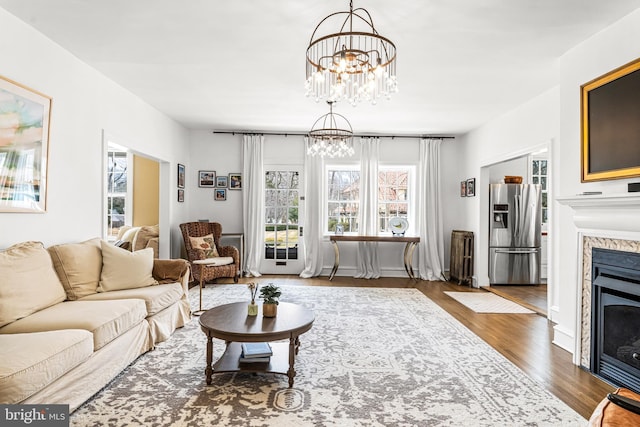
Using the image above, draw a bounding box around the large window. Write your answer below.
[378,168,410,233]
[326,168,360,233]
[325,165,414,235]
[264,170,299,260]
[107,149,127,239]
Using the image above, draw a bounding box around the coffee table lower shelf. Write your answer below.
[211,341,291,382]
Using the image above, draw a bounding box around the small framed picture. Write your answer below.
[460,181,467,197]
[216,176,228,188]
[177,164,185,188]
[177,189,184,202]
[198,170,215,188]
[466,178,476,197]
[215,188,227,201]
[229,173,242,190]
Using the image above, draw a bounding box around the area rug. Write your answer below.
[444,291,535,314]
[71,285,581,426]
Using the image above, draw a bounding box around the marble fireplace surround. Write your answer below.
[558,193,640,369]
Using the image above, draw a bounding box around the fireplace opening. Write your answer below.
[591,248,640,393]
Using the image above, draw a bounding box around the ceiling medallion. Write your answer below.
[305,0,397,106]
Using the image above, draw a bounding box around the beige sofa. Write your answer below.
[0,239,191,411]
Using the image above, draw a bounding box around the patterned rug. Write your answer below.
[444,291,536,314]
[71,284,583,426]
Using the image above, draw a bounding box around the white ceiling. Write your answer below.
[2,0,639,136]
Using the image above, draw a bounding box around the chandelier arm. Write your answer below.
[350,9,381,35]
[308,11,350,44]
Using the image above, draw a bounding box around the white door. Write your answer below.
[261,167,304,274]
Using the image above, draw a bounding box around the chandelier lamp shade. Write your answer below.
[307,101,355,158]
[305,0,398,106]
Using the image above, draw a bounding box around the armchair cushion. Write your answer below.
[98,242,157,292]
[189,234,220,258]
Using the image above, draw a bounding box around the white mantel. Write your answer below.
[557,192,640,365]
[556,193,640,232]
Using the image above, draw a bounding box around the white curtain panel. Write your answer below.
[418,138,446,281]
[242,134,264,277]
[355,137,380,279]
[300,137,325,278]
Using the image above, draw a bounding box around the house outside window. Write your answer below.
[378,167,411,233]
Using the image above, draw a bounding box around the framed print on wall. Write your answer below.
[177,164,185,188]
[215,188,226,201]
[216,175,228,188]
[460,181,467,197]
[466,178,475,197]
[198,170,215,188]
[229,173,242,190]
[177,189,184,202]
[0,74,52,213]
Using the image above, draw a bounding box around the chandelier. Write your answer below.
[307,102,355,158]
[305,0,398,106]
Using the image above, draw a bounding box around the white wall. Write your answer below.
[552,8,640,353]
[0,8,190,258]
[187,132,427,276]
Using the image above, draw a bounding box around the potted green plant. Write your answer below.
[259,283,281,317]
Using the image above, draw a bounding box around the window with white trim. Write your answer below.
[378,167,411,233]
[531,159,548,224]
[326,167,360,233]
[106,149,127,240]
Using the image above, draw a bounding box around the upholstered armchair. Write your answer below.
[179,222,239,285]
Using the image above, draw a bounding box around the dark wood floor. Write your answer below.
[214,274,613,420]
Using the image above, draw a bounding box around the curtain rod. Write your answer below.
[212,130,455,140]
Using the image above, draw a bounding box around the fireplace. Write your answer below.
[591,247,640,393]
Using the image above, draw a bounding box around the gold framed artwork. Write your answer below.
[581,57,640,182]
[0,75,52,213]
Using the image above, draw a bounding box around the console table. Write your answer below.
[328,235,420,280]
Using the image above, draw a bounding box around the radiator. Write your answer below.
[450,230,474,285]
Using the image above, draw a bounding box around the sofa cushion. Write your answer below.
[0,299,147,350]
[98,241,157,292]
[189,234,220,258]
[80,283,184,316]
[48,238,102,300]
[0,330,93,404]
[0,241,67,328]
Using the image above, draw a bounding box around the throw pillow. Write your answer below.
[48,238,102,300]
[189,234,220,258]
[0,241,67,328]
[98,241,158,292]
[132,225,159,252]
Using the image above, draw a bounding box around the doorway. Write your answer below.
[481,145,550,316]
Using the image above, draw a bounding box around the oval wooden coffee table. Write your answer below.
[199,302,315,387]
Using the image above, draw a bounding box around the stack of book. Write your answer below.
[239,342,273,363]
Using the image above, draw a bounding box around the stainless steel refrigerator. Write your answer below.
[489,184,541,285]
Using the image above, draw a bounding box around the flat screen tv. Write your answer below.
[581,57,640,182]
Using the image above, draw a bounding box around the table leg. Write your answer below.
[294,336,300,355]
[329,240,340,280]
[193,266,206,316]
[287,336,296,387]
[405,242,418,279]
[205,334,213,385]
